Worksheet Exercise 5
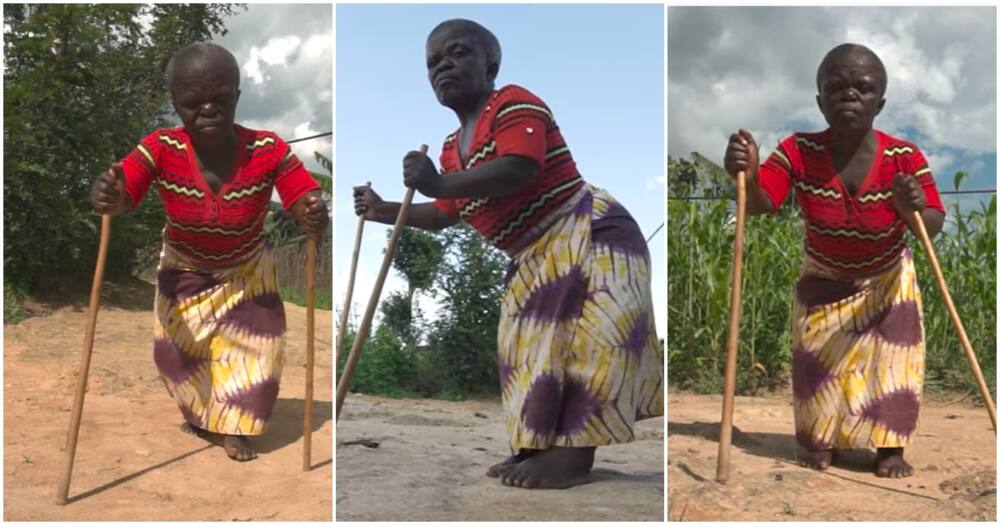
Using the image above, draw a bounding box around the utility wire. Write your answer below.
[286,131,332,145]
[646,222,664,244]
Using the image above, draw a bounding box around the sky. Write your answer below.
[211,4,332,173]
[668,6,997,211]
[336,4,665,336]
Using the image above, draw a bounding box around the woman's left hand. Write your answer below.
[292,190,329,237]
[402,150,444,197]
[891,173,926,214]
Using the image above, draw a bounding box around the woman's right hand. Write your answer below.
[91,163,126,214]
[724,129,760,181]
[353,184,383,220]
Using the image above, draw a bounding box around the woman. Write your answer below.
[724,43,945,478]
[353,19,663,489]
[91,42,328,461]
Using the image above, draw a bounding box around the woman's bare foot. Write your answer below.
[486,449,539,478]
[876,447,913,478]
[180,422,257,461]
[798,448,834,470]
[495,446,595,489]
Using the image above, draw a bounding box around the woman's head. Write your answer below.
[165,42,241,145]
[815,43,887,133]
[425,19,501,109]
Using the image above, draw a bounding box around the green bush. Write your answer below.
[336,328,418,398]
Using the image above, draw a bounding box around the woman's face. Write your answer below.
[425,25,494,109]
[815,52,885,133]
[170,56,241,145]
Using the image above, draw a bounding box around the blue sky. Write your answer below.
[668,6,996,213]
[336,4,665,335]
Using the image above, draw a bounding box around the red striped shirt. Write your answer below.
[433,84,584,252]
[121,125,319,267]
[759,129,945,274]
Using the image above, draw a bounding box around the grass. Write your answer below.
[280,286,333,310]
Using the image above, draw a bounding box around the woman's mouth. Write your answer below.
[435,75,459,88]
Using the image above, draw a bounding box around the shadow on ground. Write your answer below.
[668,421,880,473]
[255,398,333,456]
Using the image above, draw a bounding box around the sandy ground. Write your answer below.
[667,391,996,521]
[336,395,664,521]
[3,279,332,521]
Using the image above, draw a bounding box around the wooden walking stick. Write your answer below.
[717,170,747,483]
[335,145,426,420]
[302,235,317,471]
[57,213,112,505]
[910,211,997,431]
[336,182,370,365]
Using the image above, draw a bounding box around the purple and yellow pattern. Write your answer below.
[498,185,664,450]
[153,241,285,435]
[792,248,925,450]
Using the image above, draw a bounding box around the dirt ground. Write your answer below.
[3,279,332,521]
[667,391,996,521]
[336,395,664,521]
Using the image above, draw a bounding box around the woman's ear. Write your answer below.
[487,62,499,83]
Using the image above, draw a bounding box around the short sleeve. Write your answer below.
[757,136,797,211]
[908,146,945,215]
[433,198,460,217]
[119,131,160,208]
[491,86,551,170]
[272,138,321,209]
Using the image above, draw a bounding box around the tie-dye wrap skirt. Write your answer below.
[792,248,925,451]
[153,242,286,436]
[498,185,664,452]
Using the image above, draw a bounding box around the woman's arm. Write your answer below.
[402,151,538,200]
[354,185,459,230]
[724,129,778,216]
[90,163,134,215]
[892,174,944,239]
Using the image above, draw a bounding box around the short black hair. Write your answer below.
[165,42,240,92]
[816,43,887,96]
[428,19,502,74]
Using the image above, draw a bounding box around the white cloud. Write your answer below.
[302,33,329,60]
[244,36,302,84]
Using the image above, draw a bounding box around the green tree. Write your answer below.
[381,228,443,347]
[422,224,507,397]
[3,3,242,297]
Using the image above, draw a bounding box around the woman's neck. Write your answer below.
[191,127,239,161]
[453,90,493,131]
[829,126,875,157]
